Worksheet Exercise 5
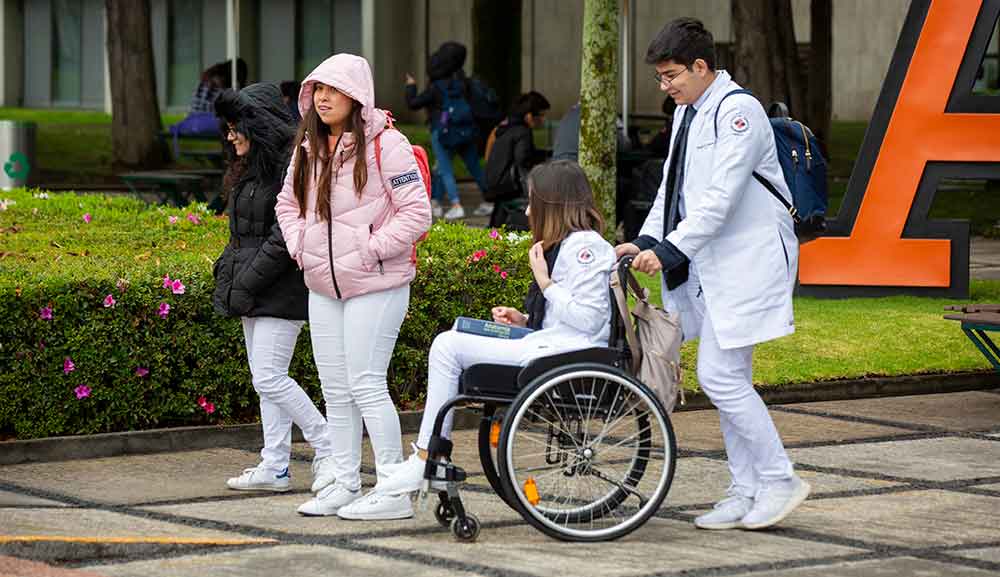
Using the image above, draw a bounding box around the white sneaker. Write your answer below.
[431,199,443,219]
[473,202,494,216]
[226,466,291,492]
[296,482,361,517]
[694,493,754,530]
[443,204,465,220]
[374,444,447,495]
[741,475,811,530]
[311,455,337,493]
[337,490,414,521]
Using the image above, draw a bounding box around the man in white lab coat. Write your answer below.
[617,18,810,530]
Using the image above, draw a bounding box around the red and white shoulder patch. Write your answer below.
[730,115,750,133]
[577,247,595,265]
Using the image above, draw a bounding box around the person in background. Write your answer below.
[404,42,488,220]
[211,83,337,498]
[483,91,550,228]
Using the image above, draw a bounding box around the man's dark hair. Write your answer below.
[511,91,550,118]
[645,17,715,70]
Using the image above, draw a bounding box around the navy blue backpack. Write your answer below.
[434,79,478,149]
[715,89,828,243]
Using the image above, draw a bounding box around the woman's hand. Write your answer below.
[528,242,552,290]
[405,73,416,86]
[492,306,528,327]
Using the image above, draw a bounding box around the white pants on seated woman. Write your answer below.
[418,323,581,449]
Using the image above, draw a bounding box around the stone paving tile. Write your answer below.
[0,508,252,542]
[743,556,1000,577]
[140,489,521,539]
[950,547,1000,563]
[93,545,480,577]
[0,490,70,508]
[669,408,913,453]
[0,556,110,577]
[371,517,863,577]
[791,391,1000,432]
[788,437,1000,482]
[781,490,1000,549]
[664,457,901,508]
[0,449,315,506]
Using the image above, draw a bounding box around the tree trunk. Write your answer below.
[579,0,618,230]
[731,0,806,118]
[106,0,165,169]
[473,0,521,115]
[808,0,833,153]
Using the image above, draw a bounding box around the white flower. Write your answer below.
[0,199,12,211]
[32,192,49,199]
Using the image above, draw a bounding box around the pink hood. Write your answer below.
[298,53,388,145]
[275,53,431,300]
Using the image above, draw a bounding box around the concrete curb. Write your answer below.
[2,371,997,466]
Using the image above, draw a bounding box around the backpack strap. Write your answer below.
[713,89,800,224]
[611,259,655,375]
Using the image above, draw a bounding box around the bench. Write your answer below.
[944,304,1000,371]
[119,171,208,207]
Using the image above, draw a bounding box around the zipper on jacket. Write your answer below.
[370,224,384,275]
[326,134,344,299]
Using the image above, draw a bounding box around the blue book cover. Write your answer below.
[455,316,534,340]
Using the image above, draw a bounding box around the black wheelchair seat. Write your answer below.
[458,347,622,398]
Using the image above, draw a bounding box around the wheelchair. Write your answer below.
[421,257,677,542]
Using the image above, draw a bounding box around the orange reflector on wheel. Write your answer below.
[524,477,540,505]
[490,422,501,447]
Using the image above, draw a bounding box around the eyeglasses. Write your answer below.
[653,67,690,87]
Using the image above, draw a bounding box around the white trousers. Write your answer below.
[417,326,559,448]
[241,316,332,472]
[309,286,409,490]
[680,266,794,497]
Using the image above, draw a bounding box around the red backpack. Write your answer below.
[374,111,432,264]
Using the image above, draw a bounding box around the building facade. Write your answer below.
[0,0,961,124]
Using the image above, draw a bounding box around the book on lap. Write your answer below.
[455,317,534,340]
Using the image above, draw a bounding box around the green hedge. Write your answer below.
[0,189,533,439]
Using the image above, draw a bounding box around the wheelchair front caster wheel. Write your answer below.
[435,501,456,528]
[451,513,481,542]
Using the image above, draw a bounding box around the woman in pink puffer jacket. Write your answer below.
[275,53,431,519]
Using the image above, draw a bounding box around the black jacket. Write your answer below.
[484,116,538,202]
[211,83,307,320]
[212,172,308,320]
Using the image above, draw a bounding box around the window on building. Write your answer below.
[295,0,361,80]
[51,0,83,106]
[168,0,203,108]
[973,17,1000,95]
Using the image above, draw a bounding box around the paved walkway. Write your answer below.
[1,389,999,576]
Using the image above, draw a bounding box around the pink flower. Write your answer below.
[170,279,185,295]
[500,271,508,280]
[82,213,92,224]
[168,216,178,225]
[37,339,46,350]
[157,302,170,318]
[39,306,53,320]
[103,294,116,308]
[135,367,149,377]
[63,357,75,374]
[197,396,215,414]
[492,264,501,273]
[471,250,487,262]
[489,229,499,240]
[162,274,172,289]
[74,385,91,399]
[116,278,129,293]
[186,213,201,225]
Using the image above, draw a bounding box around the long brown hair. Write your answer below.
[291,92,368,221]
[527,160,605,250]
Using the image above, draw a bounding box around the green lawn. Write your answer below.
[632,272,999,391]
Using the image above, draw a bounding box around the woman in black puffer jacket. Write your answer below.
[212,83,336,497]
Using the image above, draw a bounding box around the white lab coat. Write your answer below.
[639,70,797,350]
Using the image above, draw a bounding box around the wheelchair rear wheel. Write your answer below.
[497,364,676,541]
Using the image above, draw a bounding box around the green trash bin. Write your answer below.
[0,120,36,190]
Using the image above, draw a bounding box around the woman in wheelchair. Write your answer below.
[335,160,616,520]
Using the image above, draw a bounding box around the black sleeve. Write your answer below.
[651,239,689,272]
[405,84,436,111]
[512,129,534,187]
[235,221,293,295]
[633,235,659,251]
